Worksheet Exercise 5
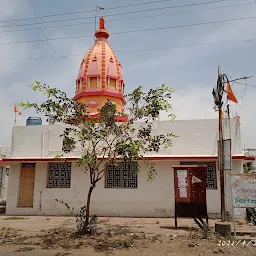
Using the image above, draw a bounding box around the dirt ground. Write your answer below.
[0,216,255,256]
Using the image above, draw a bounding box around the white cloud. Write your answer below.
[160,84,256,149]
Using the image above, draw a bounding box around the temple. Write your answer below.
[74,17,126,121]
[1,17,253,221]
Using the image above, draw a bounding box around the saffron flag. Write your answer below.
[14,104,21,115]
[226,82,238,103]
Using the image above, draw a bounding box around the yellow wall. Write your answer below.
[77,95,123,113]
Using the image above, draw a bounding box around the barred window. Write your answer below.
[180,161,217,189]
[105,162,138,188]
[47,162,71,188]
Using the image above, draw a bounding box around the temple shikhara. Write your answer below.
[1,18,254,219]
[74,17,127,122]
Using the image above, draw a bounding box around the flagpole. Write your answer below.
[14,111,17,127]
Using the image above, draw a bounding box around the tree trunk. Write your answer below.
[81,184,94,235]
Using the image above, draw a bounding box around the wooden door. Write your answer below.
[18,163,36,207]
[188,166,207,204]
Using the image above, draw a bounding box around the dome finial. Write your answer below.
[99,17,105,30]
[95,16,109,40]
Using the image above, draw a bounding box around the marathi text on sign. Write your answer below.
[231,174,256,208]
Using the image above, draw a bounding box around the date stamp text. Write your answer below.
[217,240,255,247]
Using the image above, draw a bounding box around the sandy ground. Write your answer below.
[0,216,255,256]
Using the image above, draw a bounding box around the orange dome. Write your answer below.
[74,17,126,118]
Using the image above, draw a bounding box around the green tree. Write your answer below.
[21,81,176,235]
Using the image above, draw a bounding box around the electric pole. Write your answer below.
[213,67,253,235]
[212,67,253,223]
[219,101,225,222]
[217,66,225,222]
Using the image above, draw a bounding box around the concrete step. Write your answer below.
[0,206,6,213]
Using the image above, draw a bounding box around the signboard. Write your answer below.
[231,174,256,208]
[218,139,231,170]
[177,170,187,198]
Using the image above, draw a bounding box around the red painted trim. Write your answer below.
[95,29,109,39]
[106,42,122,93]
[107,75,119,80]
[87,74,100,78]
[82,42,96,90]
[102,42,106,90]
[74,91,126,104]
[243,156,256,160]
[4,158,75,162]
[106,88,119,93]
[86,88,101,92]
[76,76,84,83]
[115,116,128,122]
[0,160,9,166]
[3,155,253,162]
[146,156,219,160]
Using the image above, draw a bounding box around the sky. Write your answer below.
[0,0,256,151]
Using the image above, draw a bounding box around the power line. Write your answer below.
[0,38,254,62]
[233,81,256,88]
[0,2,252,35]
[36,26,66,58]
[241,80,248,98]
[0,0,235,28]
[1,15,256,45]
[0,0,179,23]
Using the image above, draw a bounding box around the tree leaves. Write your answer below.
[127,84,174,121]
[21,81,177,234]
[21,81,176,183]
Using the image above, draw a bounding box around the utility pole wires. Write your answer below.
[212,67,253,224]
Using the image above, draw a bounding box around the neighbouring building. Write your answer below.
[3,17,254,218]
[0,146,9,200]
[243,148,256,173]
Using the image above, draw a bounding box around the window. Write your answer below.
[105,162,138,188]
[107,77,117,90]
[89,77,98,88]
[87,78,91,88]
[79,79,83,90]
[47,162,71,188]
[107,77,110,88]
[96,77,99,88]
[180,161,217,189]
